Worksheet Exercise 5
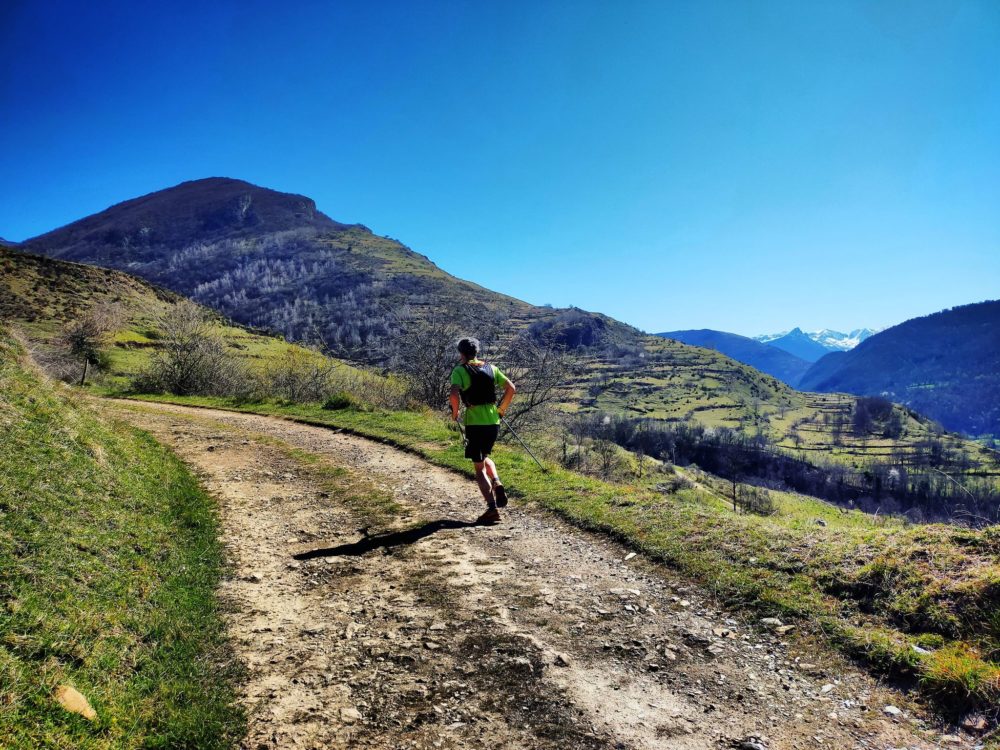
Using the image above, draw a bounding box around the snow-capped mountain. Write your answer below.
[754,328,878,352]
[810,328,879,351]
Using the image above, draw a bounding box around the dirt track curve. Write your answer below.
[104,399,966,750]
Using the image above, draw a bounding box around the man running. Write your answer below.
[449,337,516,524]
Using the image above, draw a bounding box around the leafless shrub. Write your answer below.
[592,436,625,480]
[735,484,776,516]
[655,474,694,494]
[339,369,409,410]
[132,301,252,396]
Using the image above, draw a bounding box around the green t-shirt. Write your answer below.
[451,360,509,425]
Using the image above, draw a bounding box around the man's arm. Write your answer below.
[449,385,462,421]
[497,379,516,417]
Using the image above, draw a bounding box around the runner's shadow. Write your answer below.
[293,518,482,559]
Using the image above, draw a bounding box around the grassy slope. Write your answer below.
[125,393,1000,716]
[0,332,243,748]
[0,247,360,388]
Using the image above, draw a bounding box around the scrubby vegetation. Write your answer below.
[0,331,243,748]
[0,247,375,395]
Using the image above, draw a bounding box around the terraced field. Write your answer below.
[566,336,999,477]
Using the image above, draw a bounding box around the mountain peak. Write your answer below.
[25,177,344,255]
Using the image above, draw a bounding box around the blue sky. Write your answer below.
[2,0,998,336]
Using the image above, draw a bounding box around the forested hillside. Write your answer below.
[800,300,1000,438]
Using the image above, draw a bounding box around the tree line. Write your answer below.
[569,411,1000,525]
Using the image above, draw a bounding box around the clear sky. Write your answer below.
[2,0,998,336]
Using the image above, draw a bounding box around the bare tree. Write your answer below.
[135,301,249,396]
[387,305,571,441]
[565,414,591,472]
[593,436,622,480]
[493,334,571,436]
[58,303,124,385]
[735,484,775,515]
[388,303,506,409]
[391,315,467,408]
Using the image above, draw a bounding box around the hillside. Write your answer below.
[1,214,840,456]
[0,246,344,387]
[0,330,242,747]
[18,177,851,432]
[21,177,639,358]
[658,328,812,386]
[800,300,1000,438]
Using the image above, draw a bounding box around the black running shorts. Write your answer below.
[464,424,500,462]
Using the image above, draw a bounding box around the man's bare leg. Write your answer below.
[484,457,508,507]
[474,461,496,508]
[484,457,500,486]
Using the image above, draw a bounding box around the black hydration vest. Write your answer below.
[460,362,497,407]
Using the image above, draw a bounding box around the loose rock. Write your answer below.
[340,706,362,724]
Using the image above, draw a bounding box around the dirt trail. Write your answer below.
[104,400,967,750]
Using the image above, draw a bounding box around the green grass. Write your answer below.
[0,333,244,749]
[121,391,1000,717]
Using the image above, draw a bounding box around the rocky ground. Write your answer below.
[104,399,981,750]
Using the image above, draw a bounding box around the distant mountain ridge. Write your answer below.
[657,329,811,386]
[753,328,832,362]
[811,328,879,351]
[799,300,1000,437]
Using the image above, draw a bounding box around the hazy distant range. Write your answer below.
[656,326,876,388]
